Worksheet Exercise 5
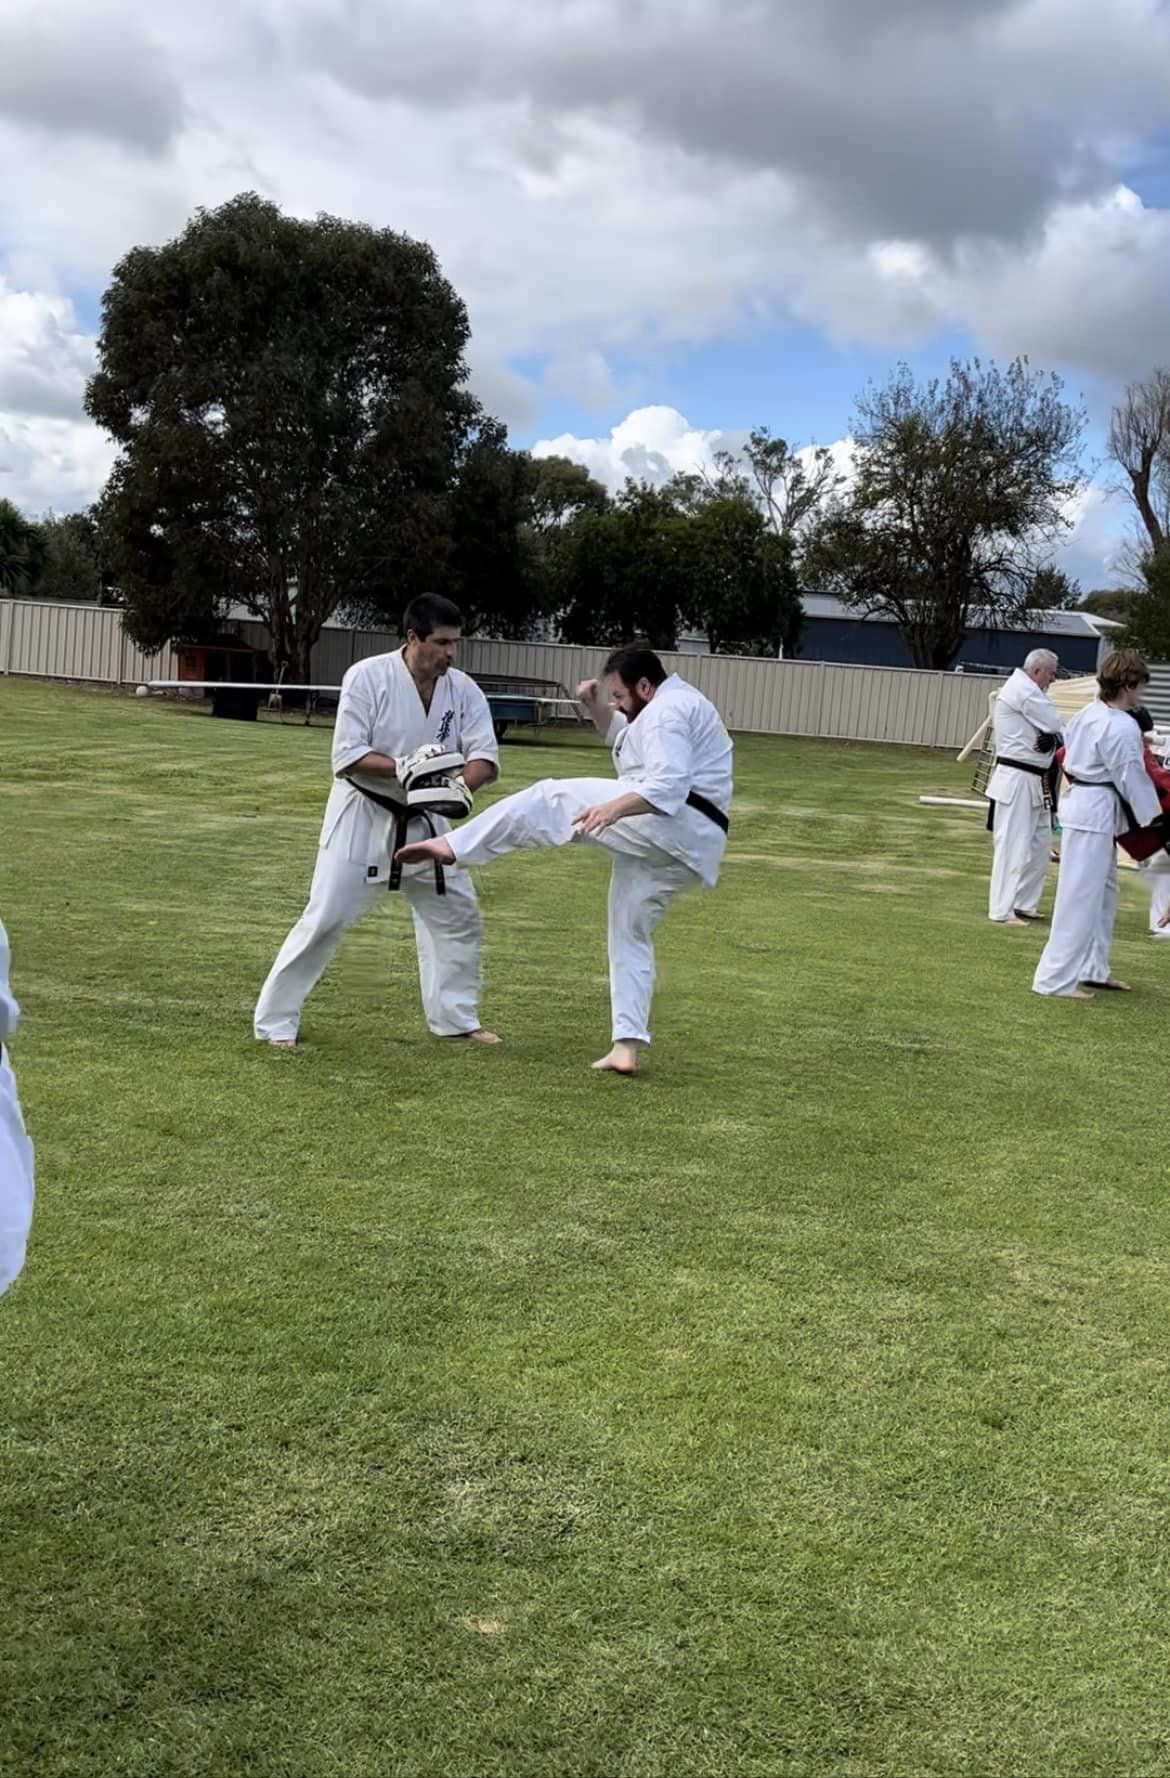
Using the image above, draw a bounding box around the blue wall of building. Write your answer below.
[794,619,1100,675]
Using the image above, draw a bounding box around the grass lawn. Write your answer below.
[4,675,1170,1778]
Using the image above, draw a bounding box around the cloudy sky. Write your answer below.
[3,0,1170,588]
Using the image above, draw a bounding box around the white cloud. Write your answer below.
[535,405,1132,586]
[0,281,96,424]
[0,416,117,517]
[1,0,1170,529]
[533,405,736,491]
[1056,478,1138,591]
[0,13,184,155]
[543,351,622,415]
[940,186,1170,389]
[534,407,859,502]
[0,281,112,511]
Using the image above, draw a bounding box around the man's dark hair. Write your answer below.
[603,644,667,689]
[403,594,463,640]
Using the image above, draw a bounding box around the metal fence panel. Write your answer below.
[0,599,1046,750]
[1144,666,1170,725]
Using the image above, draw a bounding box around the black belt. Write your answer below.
[349,781,447,894]
[995,757,1050,777]
[686,790,729,834]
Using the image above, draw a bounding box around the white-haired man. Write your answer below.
[986,648,1064,926]
[1,917,35,1298]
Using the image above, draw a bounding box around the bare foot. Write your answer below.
[396,836,456,867]
[1160,911,1170,930]
[441,1028,502,1045]
[998,916,1030,927]
[591,1041,642,1075]
[265,1038,297,1049]
[1081,978,1131,992]
[1064,988,1095,1000]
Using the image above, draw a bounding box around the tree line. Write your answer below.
[4,191,1170,673]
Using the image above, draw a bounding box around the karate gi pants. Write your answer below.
[253,847,484,1042]
[1139,853,1170,936]
[448,778,701,1045]
[989,791,1051,921]
[0,1046,34,1297]
[1032,828,1118,996]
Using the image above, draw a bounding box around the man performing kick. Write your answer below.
[395,646,733,1075]
[253,595,501,1048]
[985,649,1063,926]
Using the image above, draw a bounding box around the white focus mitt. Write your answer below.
[397,745,473,821]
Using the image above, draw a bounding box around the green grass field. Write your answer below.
[4,675,1170,1778]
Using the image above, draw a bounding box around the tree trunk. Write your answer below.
[1128,455,1167,557]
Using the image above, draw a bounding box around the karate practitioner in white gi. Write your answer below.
[986,649,1063,926]
[1,917,35,1297]
[395,646,733,1075]
[1033,650,1161,999]
[253,595,501,1048]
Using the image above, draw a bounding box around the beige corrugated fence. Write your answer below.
[2,598,1011,750]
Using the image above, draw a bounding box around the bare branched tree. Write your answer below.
[1108,368,1170,558]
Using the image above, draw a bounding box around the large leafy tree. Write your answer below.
[528,454,610,539]
[664,470,802,653]
[87,192,480,679]
[28,510,107,603]
[1123,550,1170,660]
[803,358,1086,669]
[0,499,43,597]
[554,477,801,656]
[445,420,543,639]
[682,494,802,656]
[557,484,689,651]
[1081,586,1138,626]
[1023,563,1081,611]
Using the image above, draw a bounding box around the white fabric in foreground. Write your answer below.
[0,917,34,1297]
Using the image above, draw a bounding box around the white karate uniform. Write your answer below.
[1,919,35,1297]
[986,668,1062,922]
[1143,854,1170,936]
[253,650,499,1042]
[1032,701,1161,996]
[446,675,733,1044]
